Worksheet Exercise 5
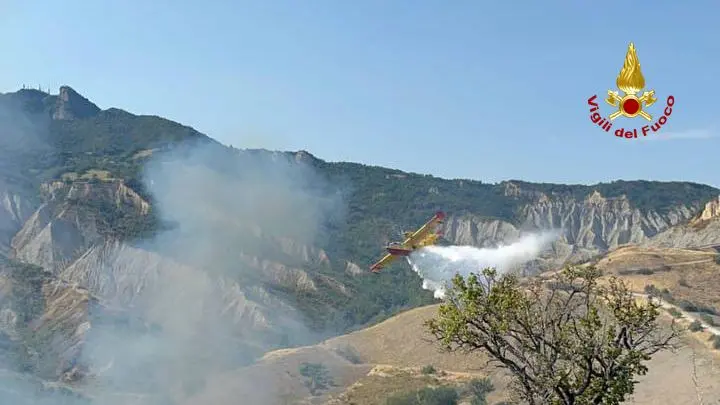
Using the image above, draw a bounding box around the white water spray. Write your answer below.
[408,231,559,298]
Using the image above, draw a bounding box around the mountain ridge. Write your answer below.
[0,85,718,403]
[0,85,717,329]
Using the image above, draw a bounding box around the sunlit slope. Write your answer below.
[596,245,720,315]
[185,291,720,404]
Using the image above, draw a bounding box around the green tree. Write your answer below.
[425,266,678,405]
[421,364,437,375]
[688,319,704,332]
[463,377,495,405]
[712,335,720,350]
[386,386,459,405]
[298,362,333,396]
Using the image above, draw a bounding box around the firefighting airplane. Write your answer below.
[369,211,446,272]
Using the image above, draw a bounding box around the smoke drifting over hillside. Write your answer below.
[0,131,344,404]
[408,231,559,298]
[78,143,344,404]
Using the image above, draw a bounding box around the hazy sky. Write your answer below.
[1,1,718,187]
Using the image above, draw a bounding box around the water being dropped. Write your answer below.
[407,231,559,298]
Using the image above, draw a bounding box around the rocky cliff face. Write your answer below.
[0,181,36,256]
[695,195,720,222]
[6,178,337,380]
[11,180,148,273]
[57,240,311,335]
[0,258,93,382]
[51,86,101,121]
[443,186,701,269]
[644,195,720,248]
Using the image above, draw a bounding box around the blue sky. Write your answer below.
[1,1,718,187]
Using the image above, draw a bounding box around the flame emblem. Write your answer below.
[605,43,657,121]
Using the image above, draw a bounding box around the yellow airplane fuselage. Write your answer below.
[370,211,446,272]
[391,232,439,251]
[385,224,442,256]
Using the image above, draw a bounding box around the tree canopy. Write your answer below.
[299,362,334,396]
[425,266,678,405]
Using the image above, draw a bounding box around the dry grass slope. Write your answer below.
[323,305,490,372]
[583,245,720,404]
[182,305,508,405]
[185,245,720,405]
[595,245,720,311]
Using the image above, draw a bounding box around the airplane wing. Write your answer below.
[370,253,397,272]
[403,211,446,246]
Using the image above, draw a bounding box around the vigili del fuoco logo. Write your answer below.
[587,42,675,139]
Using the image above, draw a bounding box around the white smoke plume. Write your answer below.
[77,143,344,405]
[408,231,560,298]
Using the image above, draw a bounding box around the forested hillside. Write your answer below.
[1,86,717,337]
